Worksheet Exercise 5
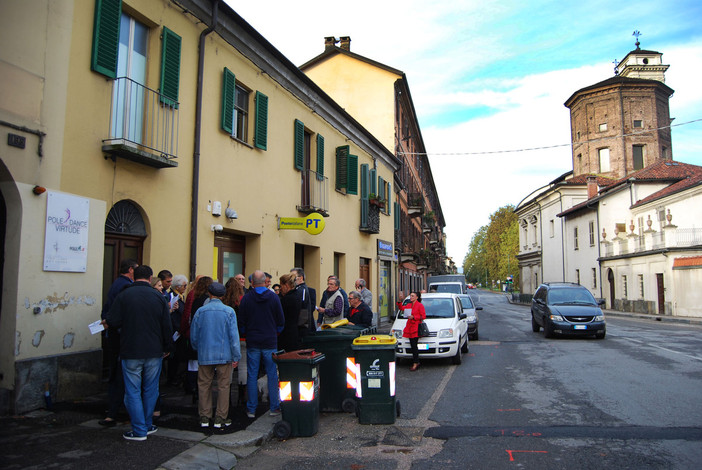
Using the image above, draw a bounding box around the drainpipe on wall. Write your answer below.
[190,0,220,281]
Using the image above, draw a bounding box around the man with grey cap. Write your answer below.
[190,281,241,429]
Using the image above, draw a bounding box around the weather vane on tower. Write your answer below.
[633,30,642,50]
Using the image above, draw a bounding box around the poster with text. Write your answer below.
[43,191,90,272]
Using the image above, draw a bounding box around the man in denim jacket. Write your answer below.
[191,282,241,428]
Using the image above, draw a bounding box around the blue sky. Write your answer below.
[227,0,702,265]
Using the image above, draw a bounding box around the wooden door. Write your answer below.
[656,273,665,314]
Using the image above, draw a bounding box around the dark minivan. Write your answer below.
[531,283,606,339]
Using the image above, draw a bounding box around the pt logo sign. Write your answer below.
[278,212,326,235]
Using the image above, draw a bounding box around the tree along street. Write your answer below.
[238,290,702,470]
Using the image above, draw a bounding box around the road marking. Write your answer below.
[620,337,702,361]
[505,450,548,462]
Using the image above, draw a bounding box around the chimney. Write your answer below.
[587,175,598,199]
[324,36,337,51]
[339,36,351,51]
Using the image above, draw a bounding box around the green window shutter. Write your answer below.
[294,120,304,170]
[394,202,400,229]
[254,91,268,150]
[160,27,181,107]
[221,68,236,134]
[360,164,369,227]
[316,134,325,178]
[387,183,392,215]
[360,164,369,198]
[378,176,385,201]
[347,154,358,195]
[335,145,349,190]
[91,0,121,78]
[369,169,377,196]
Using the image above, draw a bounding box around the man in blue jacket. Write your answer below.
[239,270,285,418]
[190,282,241,429]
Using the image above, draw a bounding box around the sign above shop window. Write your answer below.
[43,191,90,272]
[377,239,394,258]
[278,212,325,235]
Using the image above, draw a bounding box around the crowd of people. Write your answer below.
[99,260,375,441]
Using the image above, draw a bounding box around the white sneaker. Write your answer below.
[246,412,255,419]
[269,409,281,417]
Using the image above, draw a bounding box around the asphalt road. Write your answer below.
[237,290,702,470]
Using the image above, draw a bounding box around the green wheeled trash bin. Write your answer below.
[301,325,375,413]
[272,349,325,439]
[351,335,400,425]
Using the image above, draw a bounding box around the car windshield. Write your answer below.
[421,298,456,318]
[458,296,474,309]
[548,288,596,305]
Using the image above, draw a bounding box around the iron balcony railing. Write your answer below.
[104,77,179,162]
[298,169,329,215]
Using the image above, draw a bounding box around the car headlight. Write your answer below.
[438,328,454,338]
[549,314,564,321]
[391,329,403,339]
[466,315,477,322]
[594,315,605,322]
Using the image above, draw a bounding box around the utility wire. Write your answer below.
[398,117,702,156]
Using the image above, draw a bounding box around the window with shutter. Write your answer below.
[336,146,349,191]
[369,169,377,196]
[360,163,369,227]
[254,91,268,150]
[221,68,235,134]
[91,0,122,78]
[294,120,305,170]
[316,134,324,178]
[160,27,181,107]
[347,154,358,195]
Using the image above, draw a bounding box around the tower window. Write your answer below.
[633,145,645,170]
[633,120,643,128]
[598,123,607,132]
[598,148,610,172]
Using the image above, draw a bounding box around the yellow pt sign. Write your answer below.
[278,212,325,235]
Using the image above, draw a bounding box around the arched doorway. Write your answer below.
[102,200,147,301]
[607,268,615,309]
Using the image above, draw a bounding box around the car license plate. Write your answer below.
[417,343,429,350]
[574,325,587,330]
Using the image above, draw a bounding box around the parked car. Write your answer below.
[391,293,469,364]
[531,282,606,339]
[457,294,482,340]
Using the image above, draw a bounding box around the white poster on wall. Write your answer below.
[43,191,90,272]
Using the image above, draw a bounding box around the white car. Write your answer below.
[391,293,469,365]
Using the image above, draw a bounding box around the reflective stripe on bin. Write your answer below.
[355,363,362,398]
[389,361,396,396]
[299,381,315,401]
[279,381,292,401]
[346,357,356,389]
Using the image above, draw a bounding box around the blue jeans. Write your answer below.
[122,357,162,437]
[246,347,279,414]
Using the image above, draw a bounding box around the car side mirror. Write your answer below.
[597,299,606,306]
[476,307,483,310]
[459,313,467,320]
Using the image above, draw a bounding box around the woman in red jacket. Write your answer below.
[402,291,426,371]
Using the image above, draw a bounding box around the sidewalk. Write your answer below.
[0,323,396,470]
[0,379,278,470]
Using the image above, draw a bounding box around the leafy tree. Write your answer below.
[463,205,519,289]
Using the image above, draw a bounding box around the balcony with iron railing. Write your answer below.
[360,198,380,234]
[601,227,702,258]
[102,77,179,168]
[297,169,329,216]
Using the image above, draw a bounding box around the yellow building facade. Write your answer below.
[0,0,398,414]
